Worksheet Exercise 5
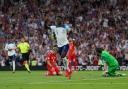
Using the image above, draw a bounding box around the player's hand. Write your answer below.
[6,56,9,60]
[58,71,63,75]
[51,67,56,75]
[53,71,56,75]
[8,49,12,51]
[51,67,55,72]
[102,71,108,75]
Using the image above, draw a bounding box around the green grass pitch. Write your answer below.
[0,71,128,89]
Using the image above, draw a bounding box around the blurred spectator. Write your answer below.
[0,0,128,66]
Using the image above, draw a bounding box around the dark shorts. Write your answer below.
[22,53,29,61]
[58,44,69,58]
[9,55,16,61]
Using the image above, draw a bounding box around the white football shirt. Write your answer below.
[50,25,70,47]
[5,43,16,56]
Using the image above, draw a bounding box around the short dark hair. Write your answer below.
[96,47,103,54]
[56,16,62,20]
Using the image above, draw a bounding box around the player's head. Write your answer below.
[21,37,26,42]
[56,16,62,25]
[69,38,75,42]
[10,39,15,43]
[96,47,103,54]
[8,39,12,43]
[8,36,15,43]
[50,45,58,53]
[69,38,76,44]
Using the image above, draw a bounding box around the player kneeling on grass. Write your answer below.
[96,47,126,77]
[45,48,62,76]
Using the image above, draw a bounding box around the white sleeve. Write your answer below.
[13,43,16,49]
[5,44,8,51]
[64,24,71,31]
[50,26,56,32]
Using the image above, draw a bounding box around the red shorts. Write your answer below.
[68,55,76,62]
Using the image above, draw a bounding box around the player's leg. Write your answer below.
[74,60,77,71]
[58,44,72,79]
[46,66,54,76]
[61,44,72,79]
[54,65,62,75]
[8,56,12,65]
[8,56,13,70]
[107,65,119,77]
[12,55,16,73]
[58,46,67,68]
[73,55,77,71]
[8,56,15,73]
[12,60,15,73]
[24,61,30,72]
[61,44,69,70]
[68,55,73,72]
[69,61,72,72]
[22,53,31,73]
[109,66,126,77]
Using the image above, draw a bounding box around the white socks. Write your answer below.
[62,57,69,71]
[12,61,15,72]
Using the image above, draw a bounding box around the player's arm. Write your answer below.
[47,59,52,67]
[5,44,13,51]
[49,26,56,40]
[13,43,17,50]
[64,24,72,31]
[5,44,8,51]
[3,47,8,59]
[17,43,20,49]
[101,56,108,74]
[17,43,21,54]
[47,58,55,72]
[26,42,30,49]
[52,32,56,40]
[103,62,108,72]
[27,43,31,51]
[27,43,31,52]
[4,44,9,57]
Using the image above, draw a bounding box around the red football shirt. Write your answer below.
[46,50,57,65]
[68,42,76,60]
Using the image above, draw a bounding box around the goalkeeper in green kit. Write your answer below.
[96,47,126,77]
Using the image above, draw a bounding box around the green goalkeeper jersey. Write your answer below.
[101,50,119,66]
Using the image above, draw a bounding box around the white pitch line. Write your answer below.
[27,77,128,85]
[82,77,127,81]
[27,82,128,85]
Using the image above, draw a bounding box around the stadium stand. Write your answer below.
[0,0,128,67]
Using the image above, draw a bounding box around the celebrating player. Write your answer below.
[96,47,126,77]
[17,37,31,73]
[50,16,72,79]
[45,47,62,76]
[5,39,17,73]
[67,38,77,71]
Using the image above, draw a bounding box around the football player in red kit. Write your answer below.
[45,49,62,76]
[67,39,77,73]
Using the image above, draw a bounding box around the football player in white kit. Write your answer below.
[50,16,72,79]
[5,39,17,73]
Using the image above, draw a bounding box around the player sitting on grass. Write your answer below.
[45,47,62,76]
[96,47,126,77]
